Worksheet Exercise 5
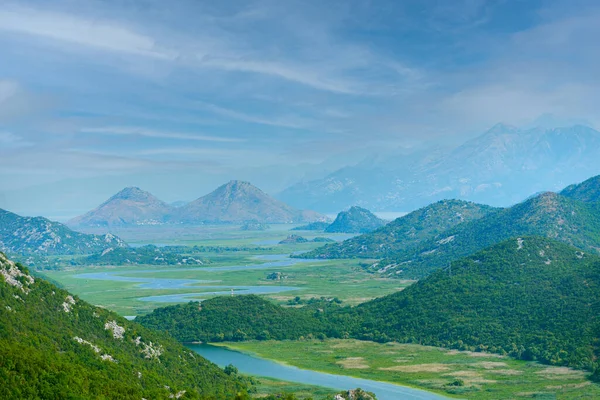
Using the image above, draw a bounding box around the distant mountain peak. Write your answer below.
[68,187,172,228]
[109,187,158,202]
[324,206,386,233]
[178,180,325,224]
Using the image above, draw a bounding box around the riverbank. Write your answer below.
[217,339,600,399]
[188,342,448,400]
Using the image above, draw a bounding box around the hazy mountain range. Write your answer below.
[68,180,326,228]
[303,174,600,278]
[279,124,600,212]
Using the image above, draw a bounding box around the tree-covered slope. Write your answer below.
[138,238,600,376]
[561,174,600,203]
[324,206,386,234]
[356,237,600,372]
[137,295,330,343]
[0,208,127,256]
[300,200,496,260]
[0,252,246,399]
[365,192,600,278]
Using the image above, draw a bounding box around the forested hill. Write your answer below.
[561,174,600,203]
[299,199,496,260]
[139,237,600,376]
[356,237,600,371]
[0,208,126,256]
[361,192,600,278]
[0,252,246,399]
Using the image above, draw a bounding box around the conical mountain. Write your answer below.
[177,180,325,224]
[324,206,386,233]
[68,187,173,228]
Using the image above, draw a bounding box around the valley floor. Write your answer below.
[220,339,600,400]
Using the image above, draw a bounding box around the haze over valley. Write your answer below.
[2,1,600,399]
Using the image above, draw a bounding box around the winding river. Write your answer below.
[189,344,447,400]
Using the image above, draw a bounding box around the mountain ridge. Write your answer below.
[278,124,600,212]
[0,208,126,256]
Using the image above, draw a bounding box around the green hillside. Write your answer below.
[561,174,600,203]
[356,237,600,372]
[364,192,600,278]
[300,200,496,261]
[137,295,330,343]
[0,252,247,399]
[139,237,600,377]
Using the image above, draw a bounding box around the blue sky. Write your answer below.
[1,0,599,218]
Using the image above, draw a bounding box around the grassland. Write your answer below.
[221,339,600,399]
[43,258,406,316]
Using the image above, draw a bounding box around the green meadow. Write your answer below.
[222,339,600,400]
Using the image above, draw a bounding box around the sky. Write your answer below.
[1,0,600,218]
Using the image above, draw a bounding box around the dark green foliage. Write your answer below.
[137,295,331,343]
[356,237,600,371]
[300,200,495,261]
[140,237,600,376]
[324,206,386,234]
[0,253,247,399]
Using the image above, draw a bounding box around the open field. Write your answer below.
[221,339,600,399]
[43,258,406,315]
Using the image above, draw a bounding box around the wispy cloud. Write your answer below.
[0,6,175,59]
[0,132,33,148]
[81,126,244,143]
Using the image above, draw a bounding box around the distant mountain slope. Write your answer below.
[357,237,600,371]
[68,187,173,228]
[279,124,600,211]
[561,174,600,203]
[324,206,386,234]
[0,252,246,399]
[0,208,126,256]
[177,180,325,224]
[301,200,496,260]
[366,192,600,278]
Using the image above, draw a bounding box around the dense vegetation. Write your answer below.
[560,174,600,203]
[299,200,495,261]
[137,295,331,342]
[324,206,386,234]
[140,237,600,377]
[0,252,249,399]
[356,237,600,372]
